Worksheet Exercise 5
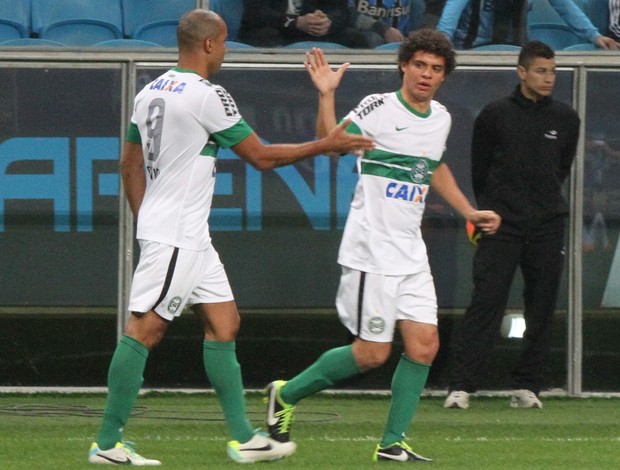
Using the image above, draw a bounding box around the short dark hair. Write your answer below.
[397,29,456,78]
[518,40,555,69]
[177,9,222,51]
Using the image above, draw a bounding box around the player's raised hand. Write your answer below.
[323,118,374,156]
[305,48,349,95]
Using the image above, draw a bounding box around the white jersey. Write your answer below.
[128,67,253,250]
[338,91,452,275]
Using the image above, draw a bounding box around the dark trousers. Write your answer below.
[449,233,565,395]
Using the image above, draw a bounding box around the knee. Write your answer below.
[353,342,392,371]
[209,319,240,343]
[405,331,439,365]
[124,311,168,350]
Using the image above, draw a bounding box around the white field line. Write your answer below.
[1,387,620,398]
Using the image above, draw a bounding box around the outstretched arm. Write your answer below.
[431,162,501,234]
[304,48,349,139]
[231,118,373,171]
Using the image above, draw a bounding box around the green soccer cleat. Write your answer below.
[264,380,296,443]
[373,441,433,462]
[88,441,161,465]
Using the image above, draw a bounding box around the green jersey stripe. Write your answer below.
[360,148,439,184]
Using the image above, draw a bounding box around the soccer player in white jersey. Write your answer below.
[264,30,501,462]
[87,9,374,467]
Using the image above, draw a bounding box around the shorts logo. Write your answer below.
[167,296,182,314]
[368,317,385,335]
[411,160,429,184]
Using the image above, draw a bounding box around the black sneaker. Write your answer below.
[373,441,433,462]
[264,380,295,443]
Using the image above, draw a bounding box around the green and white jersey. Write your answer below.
[338,90,451,275]
[127,67,253,250]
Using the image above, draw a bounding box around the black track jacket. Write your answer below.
[471,85,580,240]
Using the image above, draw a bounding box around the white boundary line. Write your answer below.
[1,387,619,398]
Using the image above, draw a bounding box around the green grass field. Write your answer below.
[0,392,618,469]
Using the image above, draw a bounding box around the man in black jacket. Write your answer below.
[239,0,356,47]
[444,40,580,410]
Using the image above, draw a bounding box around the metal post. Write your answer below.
[567,65,586,396]
[116,62,136,341]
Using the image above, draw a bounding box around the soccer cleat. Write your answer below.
[444,390,470,409]
[88,442,161,465]
[264,380,296,442]
[373,441,433,462]
[227,431,296,464]
[510,389,543,409]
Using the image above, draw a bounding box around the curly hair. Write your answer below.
[397,29,457,78]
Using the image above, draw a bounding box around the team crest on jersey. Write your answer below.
[368,317,385,335]
[167,296,183,314]
[410,160,429,184]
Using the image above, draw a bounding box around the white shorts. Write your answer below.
[335,267,437,343]
[128,240,234,321]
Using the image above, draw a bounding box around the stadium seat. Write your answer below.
[0,38,66,47]
[572,0,609,34]
[374,42,402,50]
[122,0,195,47]
[210,0,244,42]
[285,41,349,49]
[31,0,123,46]
[563,42,598,51]
[471,43,522,51]
[527,23,582,50]
[93,39,164,48]
[527,0,566,26]
[0,0,30,41]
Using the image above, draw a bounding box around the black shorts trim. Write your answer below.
[152,247,179,311]
[355,271,366,338]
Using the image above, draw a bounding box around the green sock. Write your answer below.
[380,354,430,447]
[281,345,362,405]
[96,335,148,450]
[203,340,254,443]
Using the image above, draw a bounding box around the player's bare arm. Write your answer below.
[430,162,501,234]
[305,48,348,139]
[231,119,374,171]
[120,141,146,217]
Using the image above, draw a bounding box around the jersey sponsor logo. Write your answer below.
[368,317,385,335]
[215,87,240,117]
[355,0,411,19]
[353,95,385,120]
[149,78,187,94]
[395,126,408,131]
[386,181,428,203]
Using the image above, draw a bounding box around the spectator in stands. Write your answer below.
[346,0,427,47]
[444,41,580,410]
[347,5,406,47]
[436,0,620,49]
[609,0,620,41]
[239,0,360,47]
